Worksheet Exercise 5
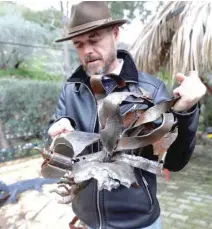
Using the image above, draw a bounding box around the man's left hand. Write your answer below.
[172,71,206,112]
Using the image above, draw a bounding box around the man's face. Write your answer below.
[72,27,119,75]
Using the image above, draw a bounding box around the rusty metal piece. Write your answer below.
[41,91,179,194]
[72,160,137,190]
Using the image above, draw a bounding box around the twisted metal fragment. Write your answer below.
[41,91,178,201]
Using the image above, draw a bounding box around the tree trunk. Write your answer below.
[0,120,9,149]
[14,61,22,69]
[60,1,72,80]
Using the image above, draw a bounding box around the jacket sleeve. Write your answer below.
[48,84,76,128]
[154,81,200,171]
[44,84,76,144]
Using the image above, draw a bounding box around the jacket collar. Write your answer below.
[68,49,139,84]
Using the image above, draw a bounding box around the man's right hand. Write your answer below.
[48,118,74,139]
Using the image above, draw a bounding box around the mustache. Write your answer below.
[85,54,101,63]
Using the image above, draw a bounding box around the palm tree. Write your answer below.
[131,1,212,86]
[130,1,212,133]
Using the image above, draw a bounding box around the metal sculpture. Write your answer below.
[41,90,178,203]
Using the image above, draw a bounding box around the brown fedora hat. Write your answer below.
[55,1,128,43]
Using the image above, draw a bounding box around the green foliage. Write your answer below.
[0,13,59,68]
[0,1,15,16]
[109,1,127,20]
[0,141,43,162]
[157,69,176,93]
[108,1,164,22]
[0,79,62,138]
[0,1,62,29]
[22,7,62,29]
[0,2,70,77]
[204,96,212,127]
[0,68,61,81]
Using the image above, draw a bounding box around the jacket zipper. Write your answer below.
[140,170,153,207]
[71,81,102,229]
[97,190,102,229]
[84,84,102,229]
[87,86,102,229]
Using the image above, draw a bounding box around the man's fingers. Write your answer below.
[50,128,73,139]
[175,71,199,84]
[172,100,187,112]
[187,71,198,78]
[175,73,186,83]
[48,125,61,137]
[49,127,66,139]
[173,87,181,97]
[65,125,74,132]
[63,128,74,134]
[48,118,74,139]
[172,70,206,112]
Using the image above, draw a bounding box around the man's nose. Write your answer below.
[83,44,93,56]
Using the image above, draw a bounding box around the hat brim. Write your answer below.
[55,19,128,43]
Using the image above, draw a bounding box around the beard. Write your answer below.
[83,48,116,76]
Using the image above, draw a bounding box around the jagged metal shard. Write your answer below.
[41,90,178,193]
[51,131,100,157]
[72,160,137,191]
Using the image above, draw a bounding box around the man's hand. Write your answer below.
[172,71,206,112]
[48,118,74,139]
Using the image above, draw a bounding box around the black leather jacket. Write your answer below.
[48,50,199,229]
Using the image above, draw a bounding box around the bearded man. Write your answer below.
[47,2,206,229]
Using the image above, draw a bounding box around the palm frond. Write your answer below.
[131,1,212,79]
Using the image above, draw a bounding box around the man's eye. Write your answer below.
[76,43,83,49]
[90,40,98,45]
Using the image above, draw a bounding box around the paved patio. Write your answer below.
[158,144,212,229]
[0,144,211,229]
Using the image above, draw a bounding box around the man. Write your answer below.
[47,2,206,229]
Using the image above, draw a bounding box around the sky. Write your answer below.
[11,0,158,44]
[14,0,158,11]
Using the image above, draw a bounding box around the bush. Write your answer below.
[0,68,61,81]
[0,78,62,139]
[204,96,212,127]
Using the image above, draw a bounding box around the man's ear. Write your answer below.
[112,26,120,41]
